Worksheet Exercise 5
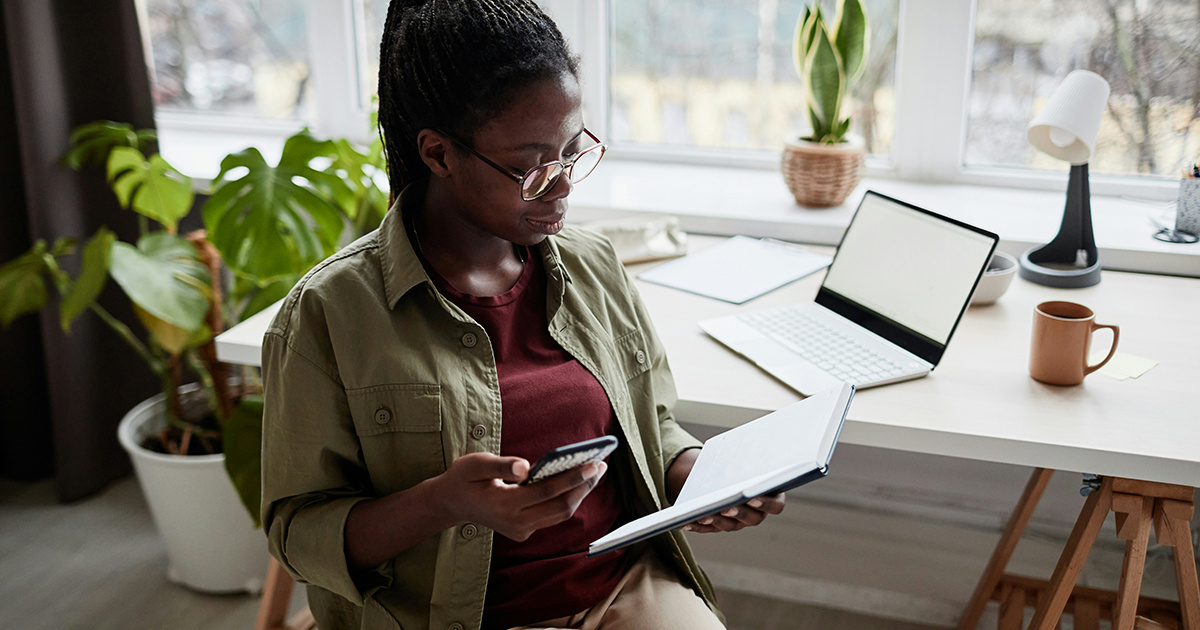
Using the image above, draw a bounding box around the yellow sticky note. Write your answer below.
[1088,350,1158,380]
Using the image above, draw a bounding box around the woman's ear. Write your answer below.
[416,129,454,178]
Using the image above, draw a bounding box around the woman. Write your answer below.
[260,1,784,628]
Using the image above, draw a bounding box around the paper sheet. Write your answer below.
[1088,350,1158,380]
[637,235,832,304]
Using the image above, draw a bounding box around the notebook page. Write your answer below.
[675,386,843,504]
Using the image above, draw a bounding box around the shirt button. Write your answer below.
[461,332,478,348]
[470,424,487,440]
[635,349,647,365]
[461,523,478,540]
[374,407,392,425]
[448,624,464,630]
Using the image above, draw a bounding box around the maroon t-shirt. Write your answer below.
[424,248,630,628]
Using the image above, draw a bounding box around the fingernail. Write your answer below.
[683,525,693,531]
[596,461,608,477]
[699,517,713,525]
[749,499,763,509]
[722,508,738,517]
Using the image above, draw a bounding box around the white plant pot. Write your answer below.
[117,390,267,593]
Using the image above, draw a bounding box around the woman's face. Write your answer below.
[443,71,586,247]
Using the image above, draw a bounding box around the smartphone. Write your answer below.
[521,436,619,485]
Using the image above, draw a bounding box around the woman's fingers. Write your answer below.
[748,493,786,515]
[681,493,787,533]
[517,462,606,522]
[682,514,744,533]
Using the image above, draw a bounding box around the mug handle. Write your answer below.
[1084,323,1120,375]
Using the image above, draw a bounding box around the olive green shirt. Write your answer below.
[261,185,718,630]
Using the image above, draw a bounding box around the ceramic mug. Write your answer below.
[1029,301,1120,385]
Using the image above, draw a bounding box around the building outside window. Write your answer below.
[610,0,898,159]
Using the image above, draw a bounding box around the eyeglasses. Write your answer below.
[437,128,607,201]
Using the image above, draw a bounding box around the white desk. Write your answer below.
[217,237,1200,487]
[631,240,1200,488]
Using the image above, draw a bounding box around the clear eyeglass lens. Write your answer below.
[522,163,563,200]
[520,143,606,200]
[568,145,604,184]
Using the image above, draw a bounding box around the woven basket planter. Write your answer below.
[781,137,866,208]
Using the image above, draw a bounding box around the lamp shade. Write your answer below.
[1026,70,1110,165]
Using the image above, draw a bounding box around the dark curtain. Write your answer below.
[0,0,159,500]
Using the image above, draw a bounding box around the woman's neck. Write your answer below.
[413,182,526,297]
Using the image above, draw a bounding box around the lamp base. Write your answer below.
[1018,246,1102,288]
[1018,163,1101,288]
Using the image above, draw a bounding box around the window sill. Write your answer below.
[160,120,1200,280]
[568,160,1200,279]
[157,114,300,187]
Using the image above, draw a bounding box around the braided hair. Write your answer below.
[377,0,580,195]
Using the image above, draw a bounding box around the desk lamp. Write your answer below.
[1020,70,1111,288]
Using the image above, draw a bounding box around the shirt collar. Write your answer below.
[378,182,572,309]
[378,183,432,309]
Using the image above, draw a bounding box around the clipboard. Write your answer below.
[637,235,832,304]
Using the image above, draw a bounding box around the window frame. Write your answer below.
[152,0,1179,201]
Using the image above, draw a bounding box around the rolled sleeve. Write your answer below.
[261,330,392,605]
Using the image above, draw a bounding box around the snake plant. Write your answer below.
[793,0,870,144]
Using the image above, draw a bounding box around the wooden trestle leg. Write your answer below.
[960,471,1198,630]
[958,468,1055,630]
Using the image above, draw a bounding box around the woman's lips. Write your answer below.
[526,216,564,235]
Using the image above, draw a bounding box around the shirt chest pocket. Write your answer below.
[346,384,445,496]
[613,328,652,382]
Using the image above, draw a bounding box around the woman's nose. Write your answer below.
[540,171,574,202]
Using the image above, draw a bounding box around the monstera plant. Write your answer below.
[2,121,232,449]
[0,120,388,540]
[781,0,871,207]
[201,126,388,518]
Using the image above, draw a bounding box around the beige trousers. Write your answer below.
[510,549,725,630]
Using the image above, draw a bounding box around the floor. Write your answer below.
[0,476,941,630]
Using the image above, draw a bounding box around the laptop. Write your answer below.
[698,190,999,395]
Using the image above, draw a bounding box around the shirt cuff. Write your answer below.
[658,417,703,472]
[274,497,394,605]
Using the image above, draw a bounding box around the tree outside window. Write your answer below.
[143,0,313,121]
[967,0,1200,179]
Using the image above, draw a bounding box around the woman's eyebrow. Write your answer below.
[511,128,586,153]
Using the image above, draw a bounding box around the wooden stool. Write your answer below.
[958,469,1200,630]
[255,557,316,630]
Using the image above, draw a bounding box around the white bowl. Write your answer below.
[970,251,1018,306]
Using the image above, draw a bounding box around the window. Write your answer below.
[143,0,313,121]
[609,0,899,157]
[358,0,390,109]
[144,0,1192,198]
[966,0,1200,179]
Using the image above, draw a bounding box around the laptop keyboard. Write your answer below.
[738,307,916,386]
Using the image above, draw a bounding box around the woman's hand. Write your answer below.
[433,452,606,542]
[681,493,786,533]
[665,448,787,534]
[345,451,604,570]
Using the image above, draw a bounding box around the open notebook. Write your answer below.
[588,383,854,556]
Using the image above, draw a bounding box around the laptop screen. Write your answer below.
[818,191,998,360]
